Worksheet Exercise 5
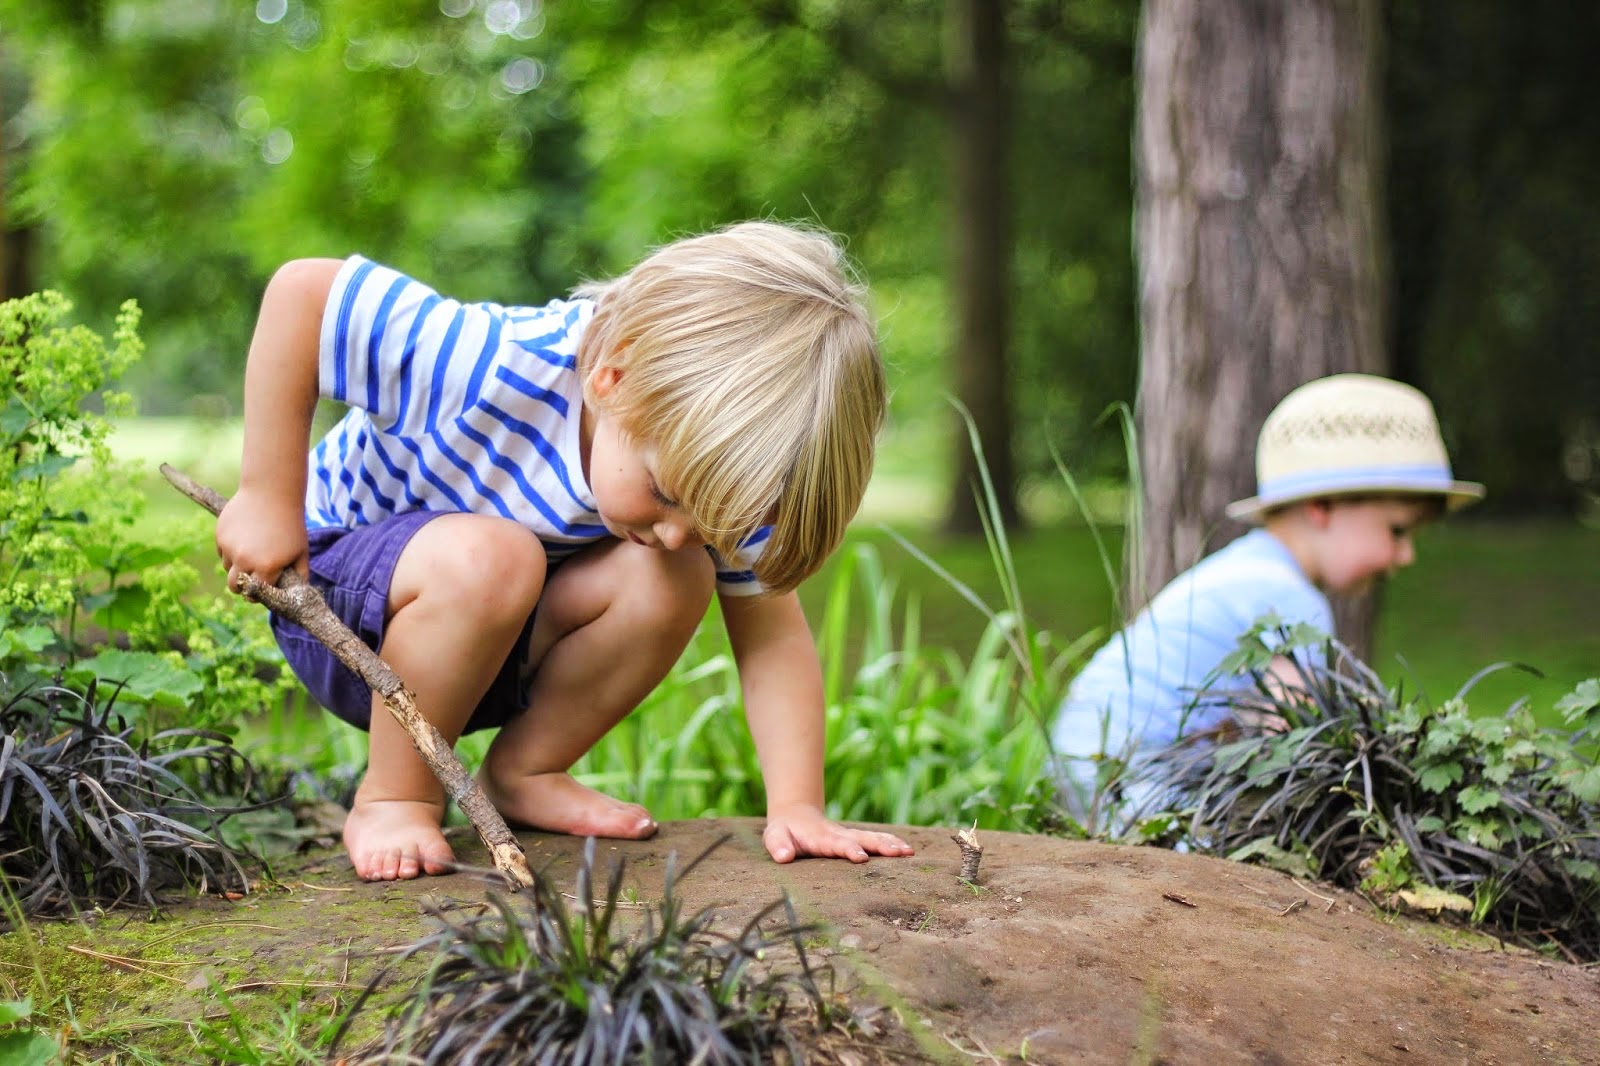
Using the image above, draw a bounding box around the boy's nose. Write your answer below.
[655,520,699,552]
[1395,538,1416,568]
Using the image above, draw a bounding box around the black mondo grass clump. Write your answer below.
[337,836,849,1066]
[0,679,277,920]
[1139,622,1600,962]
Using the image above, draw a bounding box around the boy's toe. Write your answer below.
[421,845,456,876]
[351,849,379,881]
[363,848,401,881]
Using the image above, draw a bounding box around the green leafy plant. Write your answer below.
[0,289,293,731]
[0,680,278,920]
[0,998,62,1066]
[186,984,349,1066]
[883,405,1108,838]
[1142,621,1600,960]
[1357,840,1413,896]
[337,837,852,1065]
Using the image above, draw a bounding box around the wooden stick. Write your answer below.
[952,822,983,883]
[160,464,533,890]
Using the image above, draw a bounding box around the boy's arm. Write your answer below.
[1230,656,1308,734]
[720,590,915,864]
[215,258,344,588]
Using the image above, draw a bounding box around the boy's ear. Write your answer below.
[1304,499,1334,528]
[592,365,623,400]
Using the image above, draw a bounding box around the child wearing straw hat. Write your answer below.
[1051,374,1483,831]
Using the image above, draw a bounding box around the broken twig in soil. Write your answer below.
[160,464,534,891]
[1290,877,1338,907]
[952,823,983,883]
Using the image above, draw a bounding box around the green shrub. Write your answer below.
[1142,622,1600,960]
[0,290,293,731]
[0,681,273,921]
[338,838,847,1065]
[0,998,61,1066]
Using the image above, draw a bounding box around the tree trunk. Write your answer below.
[1133,0,1388,658]
[0,45,34,302]
[942,0,1020,535]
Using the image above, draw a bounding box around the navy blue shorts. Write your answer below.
[271,511,537,735]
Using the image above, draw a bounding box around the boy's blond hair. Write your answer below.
[574,221,884,594]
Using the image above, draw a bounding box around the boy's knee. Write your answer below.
[660,545,716,616]
[625,545,715,633]
[403,516,546,623]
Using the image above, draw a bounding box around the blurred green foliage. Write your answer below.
[1,0,1140,486]
[1387,1,1600,517]
[0,289,293,728]
[0,0,1594,510]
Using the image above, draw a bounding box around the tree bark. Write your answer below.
[0,44,35,302]
[160,465,535,891]
[1133,0,1388,657]
[942,0,1020,535]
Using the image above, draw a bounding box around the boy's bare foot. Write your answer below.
[479,769,658,839]
[343,798,457,881]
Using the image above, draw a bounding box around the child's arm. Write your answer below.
[721,591,915,864]
[215,258,343,588]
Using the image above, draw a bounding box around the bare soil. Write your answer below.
[270,820,1600,1063]
[15,818,1599,1064]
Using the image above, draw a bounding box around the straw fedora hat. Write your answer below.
[1226,374,1485,524]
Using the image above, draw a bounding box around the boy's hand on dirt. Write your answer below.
[216,487,310,591]
[763,805,915,864]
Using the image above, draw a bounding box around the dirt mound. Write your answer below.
[20,817,1598,1064]
[249,818,1599,1064]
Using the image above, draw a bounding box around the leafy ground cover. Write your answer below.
[340,837,856,1064]
[1140,624,1600,963]
[0,682,269,921]
[7,820,1600,1064]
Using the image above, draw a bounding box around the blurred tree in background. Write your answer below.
[1386,0,1600,518]
[0,0,1592,526]
[3,0,594,409]
[0,0,1139,522]
[1133,0,1387,655]
[0,37,33,299]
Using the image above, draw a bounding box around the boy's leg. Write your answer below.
[344,514,546,881]
[479,539,713,837]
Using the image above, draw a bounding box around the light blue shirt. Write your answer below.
[1053,529,1333,763]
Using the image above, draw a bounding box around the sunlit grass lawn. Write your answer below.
[120,416,1600,723]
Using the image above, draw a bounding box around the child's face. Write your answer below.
[585,404,701,553]
[1314,498,1434,595]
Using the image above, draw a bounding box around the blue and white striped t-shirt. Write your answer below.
[306,255,766,595]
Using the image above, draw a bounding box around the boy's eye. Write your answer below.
[650,480,678,508]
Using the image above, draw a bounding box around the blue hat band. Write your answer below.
[1257,462,1457,503]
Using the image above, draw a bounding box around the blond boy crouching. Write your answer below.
[216,222,914,880]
